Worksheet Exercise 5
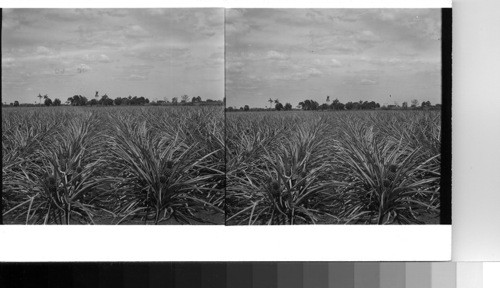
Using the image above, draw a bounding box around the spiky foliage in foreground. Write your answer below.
[3,113,112,224]
[108,117,222,224]
[2,106,225,224]
[226,110,441,225]
[227,120,343,224]
[335,120,439,224]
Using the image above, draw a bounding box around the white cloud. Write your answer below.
[266,50,289,60]
[99,54,111,63]
[125,25,150,38]
[147,9,165,16]
[127,74,148,81]
[331,58,342,67]
[227,61,245,73]
[360,79,378,85]
[269,67,322,81]
[312,58,341,67]
[306,67,322,76]
[81,53,112,63]
[2,57,16,68]
[355,30,381,44]
[36,46,51,55]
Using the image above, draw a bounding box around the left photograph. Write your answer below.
[1,9,225,224]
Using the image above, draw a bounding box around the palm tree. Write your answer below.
[326,96,330,104]
[268,98,273,110]
[273,99,280,110]
[37,93,43,105]
[42,94,49,106]
[332,98,339,110]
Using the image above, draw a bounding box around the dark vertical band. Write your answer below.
[441,8,453,225]
[0,8,3,225]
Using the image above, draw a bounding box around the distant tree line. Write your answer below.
[3,92,223,107]
[227,98,294,112]
[9,94,65,107]
[227,96,441,112]
[66,94,150,106]
[67,92,150,106]
[298,99,381,111]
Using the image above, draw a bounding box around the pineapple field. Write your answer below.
[226,110,441,225]
[2,106,225,224]
[2,107,442,225]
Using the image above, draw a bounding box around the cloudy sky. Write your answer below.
[226,9,442,108]
[2,9,224,104]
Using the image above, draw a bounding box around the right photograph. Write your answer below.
[225,9,447,225]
